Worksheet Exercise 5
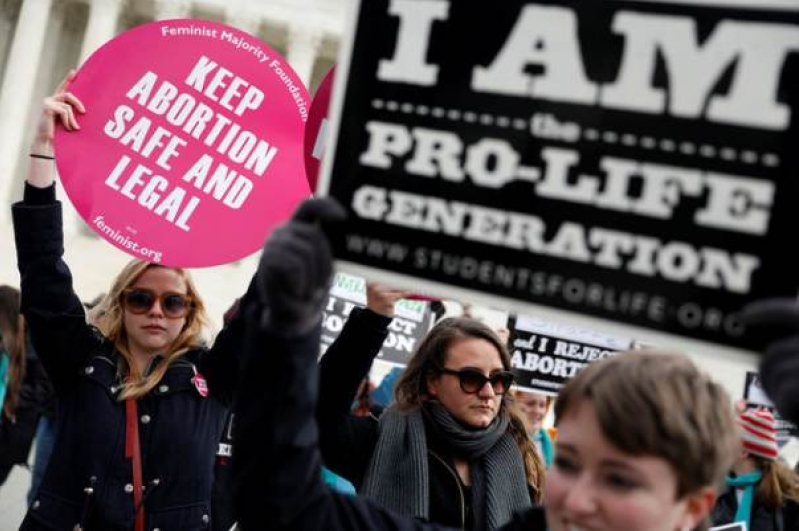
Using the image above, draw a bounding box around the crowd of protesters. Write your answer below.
[230,200,799,531]
[2,67,799,531]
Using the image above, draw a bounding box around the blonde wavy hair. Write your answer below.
[394,317,545,502]
[752,455,799,509]
[93,260,208,400]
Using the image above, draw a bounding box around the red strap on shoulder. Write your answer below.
[125,398,145,531]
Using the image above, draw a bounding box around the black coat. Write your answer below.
[13,200,246,531]
[713,486,799,531]
[211,412,236,531]
[232,303,546,531]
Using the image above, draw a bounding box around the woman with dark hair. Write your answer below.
[0,285,27,433]
[11,71,250,531]
[0,285,51,487]
[318,289,543,531]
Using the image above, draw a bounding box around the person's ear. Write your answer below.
[426,372,440,398]
[679,486,716,531]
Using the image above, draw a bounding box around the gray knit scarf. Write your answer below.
[361,401,531,531]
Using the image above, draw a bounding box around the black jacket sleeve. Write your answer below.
[18,335,55,416]
[317,307,392,485]
[199,277,259,406]
[12,194,105,392]
[231,302,463,531]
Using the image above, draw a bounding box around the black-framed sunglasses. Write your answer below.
[121,288,193,319]
[437,366,515,395]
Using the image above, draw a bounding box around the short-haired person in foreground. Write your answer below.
[232,197,740,531]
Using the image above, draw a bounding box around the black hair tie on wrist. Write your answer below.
[30,153,55,160]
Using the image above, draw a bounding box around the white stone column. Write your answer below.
[224,0,260,35]
[286,26,322,87]
[0,2,20,76]
[0,0,55,226]
[47,2,87,238]
[153,0,192,21]
[226,9,260,36]
[79,0,124,64]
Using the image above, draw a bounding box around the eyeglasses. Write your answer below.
[121,288,193,319]
[437,366,515,395]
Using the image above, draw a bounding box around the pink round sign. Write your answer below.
[303,66,335,192]
[56,20,311,267]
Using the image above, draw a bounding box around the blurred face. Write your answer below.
[517,391,549,431]
[426,337,505,429]
[122,267,188,358]
[546,399,712,531]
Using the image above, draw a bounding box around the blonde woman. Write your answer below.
[515,390,554,468]
[12,72,246,531]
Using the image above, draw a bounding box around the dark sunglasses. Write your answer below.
[122,288,193,319]
[437,366,515,395]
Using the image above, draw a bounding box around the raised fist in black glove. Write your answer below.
[742,298,799,425]
[256,197,346,336]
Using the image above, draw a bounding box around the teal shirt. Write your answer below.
[322,467,356,495]
[533,428,554,468]
[0,351,9,411]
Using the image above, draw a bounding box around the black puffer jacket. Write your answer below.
[13,192,248,531]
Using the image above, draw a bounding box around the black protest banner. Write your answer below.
[319,0,799,348]
[508,314,632,394]
[743,371,799,442]
[319,273,433,366]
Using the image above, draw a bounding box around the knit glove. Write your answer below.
[256,197,346,336]
[742,298,799,425]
